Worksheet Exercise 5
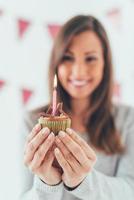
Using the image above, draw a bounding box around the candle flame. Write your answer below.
[54,74,57,88]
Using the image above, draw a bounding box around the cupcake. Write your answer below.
[38,103,71,135]
[38,103,71,171]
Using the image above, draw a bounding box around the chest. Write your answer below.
[71,116,119,176]
[71,116,87,133]
[94,152,119,176]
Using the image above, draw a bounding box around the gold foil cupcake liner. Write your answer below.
[38,116,71,135]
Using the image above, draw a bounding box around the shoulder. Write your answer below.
[113,103,134,120]
[112,103,134,135]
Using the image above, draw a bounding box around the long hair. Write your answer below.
[48,15,125,155]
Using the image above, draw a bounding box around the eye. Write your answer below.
[62,55,74,62]
[86,56,97,62]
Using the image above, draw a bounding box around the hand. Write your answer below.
[24,124,62,185]
[54,128,97,188]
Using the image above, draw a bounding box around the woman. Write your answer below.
[20,15,134,200]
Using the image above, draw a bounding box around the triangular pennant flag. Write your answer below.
[21,88,33,105]
[47,24,61,39]
[113,82,121,98]
[106,8,121,29]
[0,79,5,90]
[17,19,31,39]
[112,82,122,103]
[0,9,3,16]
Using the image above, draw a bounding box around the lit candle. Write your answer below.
[52,74,57,116]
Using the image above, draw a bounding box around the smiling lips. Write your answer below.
[69,79,92,87]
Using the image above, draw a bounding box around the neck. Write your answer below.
[70,98,90,116]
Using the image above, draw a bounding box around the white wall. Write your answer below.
[0,0,134,199]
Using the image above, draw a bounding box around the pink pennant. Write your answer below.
[0,79,5,90]
[0,9,3,16]
[113,82,121,98]
[17,19,31,39]
[106,8,121,29]
[21,88,33,105]
[47,24,61,39]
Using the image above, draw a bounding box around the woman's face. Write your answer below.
[57,30,104,100]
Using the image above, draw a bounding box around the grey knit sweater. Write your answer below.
[19,104,134,200]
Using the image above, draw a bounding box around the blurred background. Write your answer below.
[0,0,134,199]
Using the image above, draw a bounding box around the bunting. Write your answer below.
[113,82,121,97]
[21,88,33,105]
[17,19,31,39]
[0,79,5,90]
[106,8,121,29]
[0,7,123,39]
[0,78,122,106]
[47,24,61,39]
[113,82,121,102]
[0,7,126,106]
[0,9,3,16]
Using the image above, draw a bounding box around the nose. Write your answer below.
[71,62,87,79]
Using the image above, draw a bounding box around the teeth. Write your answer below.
[71,80,88,86]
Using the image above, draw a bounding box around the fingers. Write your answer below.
[66,128,97,161]
[24,127,50,165]
[26,124,41,144]
[55,136,80,173]
[29,132,55,171]
[54,148,72,175]
[58,131,89,167]
[35,149,55,179]
[42,149,55,170]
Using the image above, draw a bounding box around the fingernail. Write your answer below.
[42,127,50,134]
[51,132,54,136]
[55,148,60,154]
[66,128,72,134]
[59,131,65,137]
[35,124,41,131]
[48,132,54,139]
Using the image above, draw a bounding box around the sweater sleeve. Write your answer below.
[19,111,63,200]
[64,107,134,200]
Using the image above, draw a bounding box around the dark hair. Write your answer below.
[48,15,125,155]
